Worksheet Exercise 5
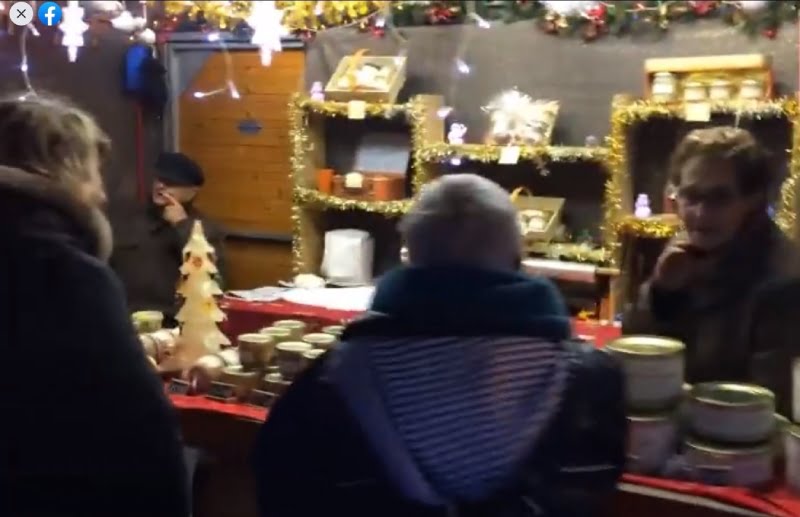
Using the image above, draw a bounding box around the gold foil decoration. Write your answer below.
[605,98,799,241]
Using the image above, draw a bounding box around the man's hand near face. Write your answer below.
[161,192,189,226]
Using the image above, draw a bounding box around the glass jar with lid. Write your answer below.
[683,81,707,102]
[708,79,733,101]
[651,72,677,102]
[739,79,764,101]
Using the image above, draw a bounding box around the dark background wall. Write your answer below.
[0,22,163,214]
[306,21,799,146]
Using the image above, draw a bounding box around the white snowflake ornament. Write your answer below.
[60,1,89,63]
[248,2,289,66]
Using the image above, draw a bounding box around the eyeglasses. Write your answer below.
[676,186,739,210]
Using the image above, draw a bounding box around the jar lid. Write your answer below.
[741,78,762,86]
[606,335,685,356]
[653,71,674,77]
[684,81,704,88]
[690,382,774,408]
[711,79,731,86]
[685,437,771,455]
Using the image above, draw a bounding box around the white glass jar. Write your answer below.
[651,72,677,102]
[709,79,733,101]
[739,79,764,101]
[683,82,707,102]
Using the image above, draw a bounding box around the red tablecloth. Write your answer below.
[218,297,623,345]
[171,297,800,517]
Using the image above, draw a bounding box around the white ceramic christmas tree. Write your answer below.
[163,221,230,371]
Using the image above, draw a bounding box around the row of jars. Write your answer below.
[651,72,764,103]
[188,319,344,400]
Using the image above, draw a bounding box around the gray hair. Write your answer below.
[399,174,522,270]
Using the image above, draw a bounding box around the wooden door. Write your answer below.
[179,49,304,289]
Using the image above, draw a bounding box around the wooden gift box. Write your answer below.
[644,54,773,101]
[325,53,407,104]
[510,187,565,250]
[332,133,409,202]
[332,173,405,201]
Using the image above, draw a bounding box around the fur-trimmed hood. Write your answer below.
[0,166,112,260]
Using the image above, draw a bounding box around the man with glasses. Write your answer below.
[624,126,800,409]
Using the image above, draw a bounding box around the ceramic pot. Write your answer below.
[685,438,773,489]
[605,335,685,411]
[302,333,337,350]
[708,79,733,101]
[683,81,707,102]
[272,320,307,340]
[651,72,677,102]
[626,412,678,475]
[237,333,275,371]
[688,383,775,445]
[275,342,313,380]
[739,79,763,100]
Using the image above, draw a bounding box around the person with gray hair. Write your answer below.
[400,174,523,270]
[253,174,626,517]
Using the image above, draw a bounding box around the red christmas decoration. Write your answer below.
[585,2,606,21]
[426,5,456,24]
[689,1,716,16]
[763,28,777,39]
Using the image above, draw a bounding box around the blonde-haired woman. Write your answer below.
[0,95,189,517]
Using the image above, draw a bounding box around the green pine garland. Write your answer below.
[381,1,800,42]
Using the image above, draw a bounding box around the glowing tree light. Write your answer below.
[60,1,89,63]
[247,1,288,66]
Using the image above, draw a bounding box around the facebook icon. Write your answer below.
[37,1,62,26]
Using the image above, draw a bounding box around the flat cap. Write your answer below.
[155,152,204,187]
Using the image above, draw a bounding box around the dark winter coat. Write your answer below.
[110,201,226,319]
[253,266,626,517]
[0,166,189,517]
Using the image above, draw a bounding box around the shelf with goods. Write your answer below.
[289,94,445,275]
[608,96,800,304]
[416,140,618,319]
[417,141,616,264]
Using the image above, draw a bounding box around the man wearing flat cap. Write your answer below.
[111,152,226,322]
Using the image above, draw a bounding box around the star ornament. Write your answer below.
[60,1,89,63]
[248,2,289,66]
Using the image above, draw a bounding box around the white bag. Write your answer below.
[320,229,374,285]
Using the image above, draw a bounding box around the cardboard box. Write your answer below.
[325,53,407,104]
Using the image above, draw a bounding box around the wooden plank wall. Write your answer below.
[179,50,304,289]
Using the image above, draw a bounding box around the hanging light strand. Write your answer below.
[19,24,40,99]
[191,32,240,100]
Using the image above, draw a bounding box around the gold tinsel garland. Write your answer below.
[294,186,412,215]
[416,143,608,164]
[157,1,387,31]
[605,98,800,243]
[288,94,428,273]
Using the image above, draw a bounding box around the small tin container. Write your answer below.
[774,414,790,463]
[275,342,313,380]
[302,333,337,350]
[272,320,307,339]
[787,425,800,494]
[303,349,326,362]
[685,438,773,489]
[259,326,293,344]
[651,72,677,102]
[605,336,685,411]
[793,357,800,423]
[626,412,678,475]
[739,79,764,100]
[237,333,275,372]
[261,372,291,397]
[132,311,164,333]
[688,383,775,445]
[188,349,241,393]
[321,325,345,338]
[219,366,261,400]
[708,79,733,101]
